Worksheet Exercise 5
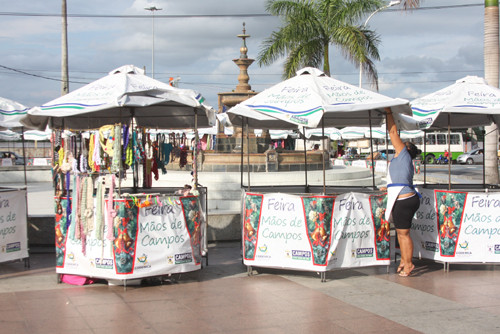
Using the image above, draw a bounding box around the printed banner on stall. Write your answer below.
[242,192,390,271]
[411,188,500,263]
[56,195,203,279]
[0,189,28,263]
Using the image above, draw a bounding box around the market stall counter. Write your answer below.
[55,185,207,283]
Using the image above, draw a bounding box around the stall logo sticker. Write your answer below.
[95,257,114,269]
[291,250,311,261]
[487,245,500,254]
[134,254,151,271]
[356,248,374,258]
[422,241,439,252]
[6,242,20,253]
[257,244,271,259]
[456,241,472,256]
[175,253,193,264]
[167,256,174,265]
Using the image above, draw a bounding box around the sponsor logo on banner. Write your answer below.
[134,254,152,271]
[95,258,114,269]
[456,241,472,256]
[421,241,439,252]
[257,244,271,259]
[6,242,20,253]
[64,252,79,268]
[175,252,193,264]
[167,256,174,265]
[356,248,374,258]
[495,245,500,254]
[290,115,308,126]
[291,250,311,261]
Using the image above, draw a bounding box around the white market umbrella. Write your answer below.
[341,127,368,140]
[411,76,500,129]
[410,75,500,188]
[304,127,342,140]
[0,97,29,130]
[227,67,413,130]
[0,129,21,141]
[22,65,216,131]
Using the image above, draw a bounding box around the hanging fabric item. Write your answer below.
[111,124,122,173]
[122,124,130,162]
[80,134,89,173]
[99,125,115,156]
[64,172,72,231]
[78,177,88,255]
[106,174,116,241]
[69,174,80,240]
[85,176,94,233]
[95,176,105,241]
[93,130,102,170]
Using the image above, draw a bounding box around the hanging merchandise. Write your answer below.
[95,176,105,241]
[179,133,188,168]
[111,124,121,173]
[106,174,116,241]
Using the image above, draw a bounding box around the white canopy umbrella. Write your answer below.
[340,127,368,140]
[227,67,413,130]
[0,130,21,141]
[22,65,216,131]
[0,97,29,130]
[411,76,500,129]
[304,127,342,140]
[410,75,500,188]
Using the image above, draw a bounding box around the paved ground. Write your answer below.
[2,169,499,333]
[1,242,500,334]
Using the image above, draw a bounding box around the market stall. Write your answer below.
[0,96,29,265]
[227,67,416,278]
[22,65,215,282]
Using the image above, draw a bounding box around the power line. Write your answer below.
[0,3,483,19]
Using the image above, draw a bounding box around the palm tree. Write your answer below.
[483,1,499,184]
[257,0,384,89]
[400,0,419,9]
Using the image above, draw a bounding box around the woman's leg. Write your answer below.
[396,228,414,276]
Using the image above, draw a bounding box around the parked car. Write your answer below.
[0,151,25,165]
[457,148,483,165]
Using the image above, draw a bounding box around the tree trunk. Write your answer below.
[484,1,499,185]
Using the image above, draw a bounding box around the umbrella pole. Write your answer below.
[482,129,486,188]
[240,117,244,189]
[194,109,199,188]
[423,129,427,187]
[303,127,308,192]
[131,109,137,192]
[369,110,375,189]
[246,118,250,192]
[21,126,27,186]
[448,114,451,190]
[322,119,326,195]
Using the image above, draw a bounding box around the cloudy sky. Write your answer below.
[0,0,485,110]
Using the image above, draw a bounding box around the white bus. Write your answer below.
[414,132,468,164]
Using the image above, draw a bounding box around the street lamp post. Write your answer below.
[145,6,162,78]
[359,0,401,88]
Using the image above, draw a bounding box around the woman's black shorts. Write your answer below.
[392,194,420,230]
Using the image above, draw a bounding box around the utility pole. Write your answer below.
[145,6,162,78]
[61,0,69,95]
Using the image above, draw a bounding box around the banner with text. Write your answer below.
[0,189,28,263]
[412,188,500,262]
[56,195,203,279]
[242,192,390,271]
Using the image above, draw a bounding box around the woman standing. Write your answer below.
[380,108,421,277]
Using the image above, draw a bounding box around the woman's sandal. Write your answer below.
[398,264,415,277]
[396,264,404,274]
